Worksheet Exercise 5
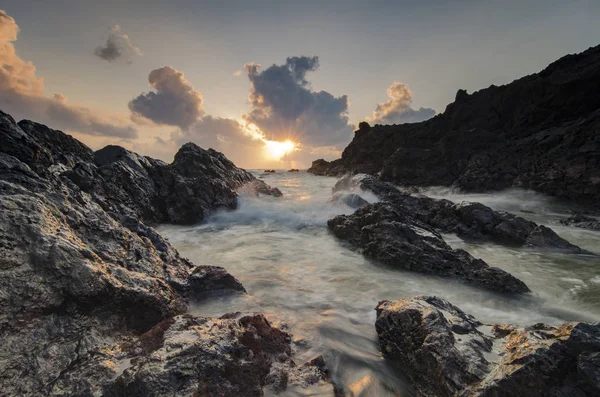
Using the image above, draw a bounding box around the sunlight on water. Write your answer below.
[158,172,600,396]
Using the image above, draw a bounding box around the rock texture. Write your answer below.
[0,109,322,396]
[375,296,600,397]
[309,45,600,204]
[328,203,529,293]
[561,214,600,231]
[334,174,584,253]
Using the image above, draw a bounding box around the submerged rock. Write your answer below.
[561,214,600,231]
[335,174,584,253]
[375,296,600,397]
[328,203,529,293]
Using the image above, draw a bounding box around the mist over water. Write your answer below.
[158,172,600,396]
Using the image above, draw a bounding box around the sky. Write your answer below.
[2,0,600,168]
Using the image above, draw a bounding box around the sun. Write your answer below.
[265,140,296,159]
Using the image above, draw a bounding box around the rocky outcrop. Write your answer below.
[328,203,529,293]
[310,45,600,204]
[0,109,319,396]
[329,192,369,208]
[561,214,600,231]
[334,174,584,253]
[375,296,600,396]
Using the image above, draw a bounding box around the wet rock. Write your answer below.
[0,110,304,396]
[186,265,246,298]
[561,214,600,231]
[310,45,600,204]
[328,203,529,293]
[330,192,369,208]
[376,296,600,397]
[339,174,584,253]
[101,314,332,397]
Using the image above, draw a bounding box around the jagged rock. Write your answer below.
[311,45,600,203]
[561,214,600,231]
[334,174,584,253]
[328,203,529,293]
[99,314,331,397]
[0,110,318,396]
[307,158,345,176]
[329,192,369,208]
[376,296,600,397]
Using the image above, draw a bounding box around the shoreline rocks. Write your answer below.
[0,109,327,396]
[334,174,585,253]
[375,296,600,396]
[328,203,529,293]
[309,45,600,204]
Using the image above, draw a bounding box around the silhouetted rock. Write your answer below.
[328,203,529,293]
[288,168,300,172]
[376,296,600,396]
[311,45,600,203]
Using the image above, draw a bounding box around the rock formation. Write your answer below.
[328,203,529,293]
[0,109,325,396]
[375,296,600,396]
[309,45,600,204]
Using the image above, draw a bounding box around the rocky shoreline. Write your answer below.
[308,45,600,205]
[0,110,329,396]
[2,91,600,396]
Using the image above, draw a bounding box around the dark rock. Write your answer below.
[328,203,529,293]
[311,45,600,204]
[186,265,246,298]
[264,169,276,173]
[307,158,346,176]
[336,174,584,253]
[561,214,600,231]
[330,192,369,208]
[0,110,319,396]
[288,168,300,172]
[376,296,600,397]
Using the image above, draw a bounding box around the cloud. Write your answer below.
[94,25,142,63]
[129,66,204,129]
[0,10,137,138]
[243,56,353,147]
[370,82,435,124]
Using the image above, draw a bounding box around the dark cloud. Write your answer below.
[370,82,435,124]
[0,10,137,138]
[129,66,204,129]
[94,25,142,63]
[243,56,353,147]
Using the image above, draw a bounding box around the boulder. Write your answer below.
[329,192,369,208]
[328,203,529,293]
[376,296,600,397]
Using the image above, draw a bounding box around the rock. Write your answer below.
[306,158,346,176]
[0,110,322,396]
[561,214,600,231]
[100,314,331,397]
[328,203,529,293]
[375,296,600,397]
[336,174,584,253]
[329,192,369,208]
[264,169,276,173]
[186,265,246,299]
[311,45,600,204]
[288,168,300,172]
